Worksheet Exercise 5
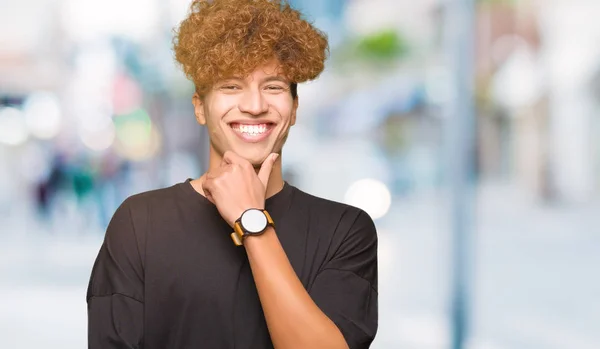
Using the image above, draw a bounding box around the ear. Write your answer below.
[192,92,206,125]
[290,95,298,126]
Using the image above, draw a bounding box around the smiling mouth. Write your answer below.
[229,122,275,143]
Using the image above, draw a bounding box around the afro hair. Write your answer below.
[173,0,329,95]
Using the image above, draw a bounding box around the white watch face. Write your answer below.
[241,209,268,234]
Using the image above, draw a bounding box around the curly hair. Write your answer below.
[173,0,329,96]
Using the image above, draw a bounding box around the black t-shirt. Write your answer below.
[87,179,378,349]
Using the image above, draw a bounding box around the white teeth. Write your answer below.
[233,123,268,135]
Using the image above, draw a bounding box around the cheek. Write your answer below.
[270,98,295,124]
[207,96,237,126]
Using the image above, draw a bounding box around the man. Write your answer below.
[86,1,378,348]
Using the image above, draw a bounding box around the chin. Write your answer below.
[235,149,271,167]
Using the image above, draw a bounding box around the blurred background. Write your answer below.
[1,0,599,348]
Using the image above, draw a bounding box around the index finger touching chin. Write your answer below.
[222,151,244,165]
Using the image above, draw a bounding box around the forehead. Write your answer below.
[227,60,289,82]
[254,60,285,76]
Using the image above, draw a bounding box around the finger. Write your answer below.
[224,151,254,173]
[257,153,279,188]
[223,151,243,165]
[220,151,233,167]
[205,191,215,204]
[207,165,231,179]
[201,176,212,193]
[201,179,215,204]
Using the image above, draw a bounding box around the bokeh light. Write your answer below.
[79,121,116,152]
[0,107,29,146]
[23,92,63,140]
[114,108,160,161]
[344,178,392,220]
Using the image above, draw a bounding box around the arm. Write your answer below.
[201,151,377,348]
[87,200,145,349]
[244,226,349,349]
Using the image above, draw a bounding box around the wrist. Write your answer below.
[230,208,274,246]
[243,226,275,248]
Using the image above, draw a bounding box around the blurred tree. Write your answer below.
[356,29,407,60]
[331,28,410,79]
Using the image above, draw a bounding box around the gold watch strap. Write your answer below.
[230,209,274,246]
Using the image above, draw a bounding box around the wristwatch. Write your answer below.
[230,208,275,246]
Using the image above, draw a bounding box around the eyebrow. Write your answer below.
[220,75,290,84]
[262,76,290,84]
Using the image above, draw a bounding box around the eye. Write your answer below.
[220,84,241,90]
[265,85,285,91]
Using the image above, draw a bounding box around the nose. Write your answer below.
[238,88,268,116]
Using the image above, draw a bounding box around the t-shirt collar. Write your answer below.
[180,178,294,220]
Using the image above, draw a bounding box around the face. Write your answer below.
[192,61,298,167]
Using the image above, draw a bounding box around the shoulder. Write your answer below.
[291,186,354,213]
[116,182,186,220]
[290,186,377,239]
[292,187,378,287]
[124,183,181,210]
[109,183,182,235]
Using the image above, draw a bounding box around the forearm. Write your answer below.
[244,227,349,349]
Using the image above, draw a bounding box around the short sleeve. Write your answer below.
[86,199,145,349]
[309,209,378,349]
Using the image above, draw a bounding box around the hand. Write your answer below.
[202,151,279,227]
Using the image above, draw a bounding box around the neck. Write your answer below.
[192,146,285,199]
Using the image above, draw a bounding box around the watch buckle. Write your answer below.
[230,231,243,246]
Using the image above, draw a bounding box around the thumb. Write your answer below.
[257,153,279,188]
